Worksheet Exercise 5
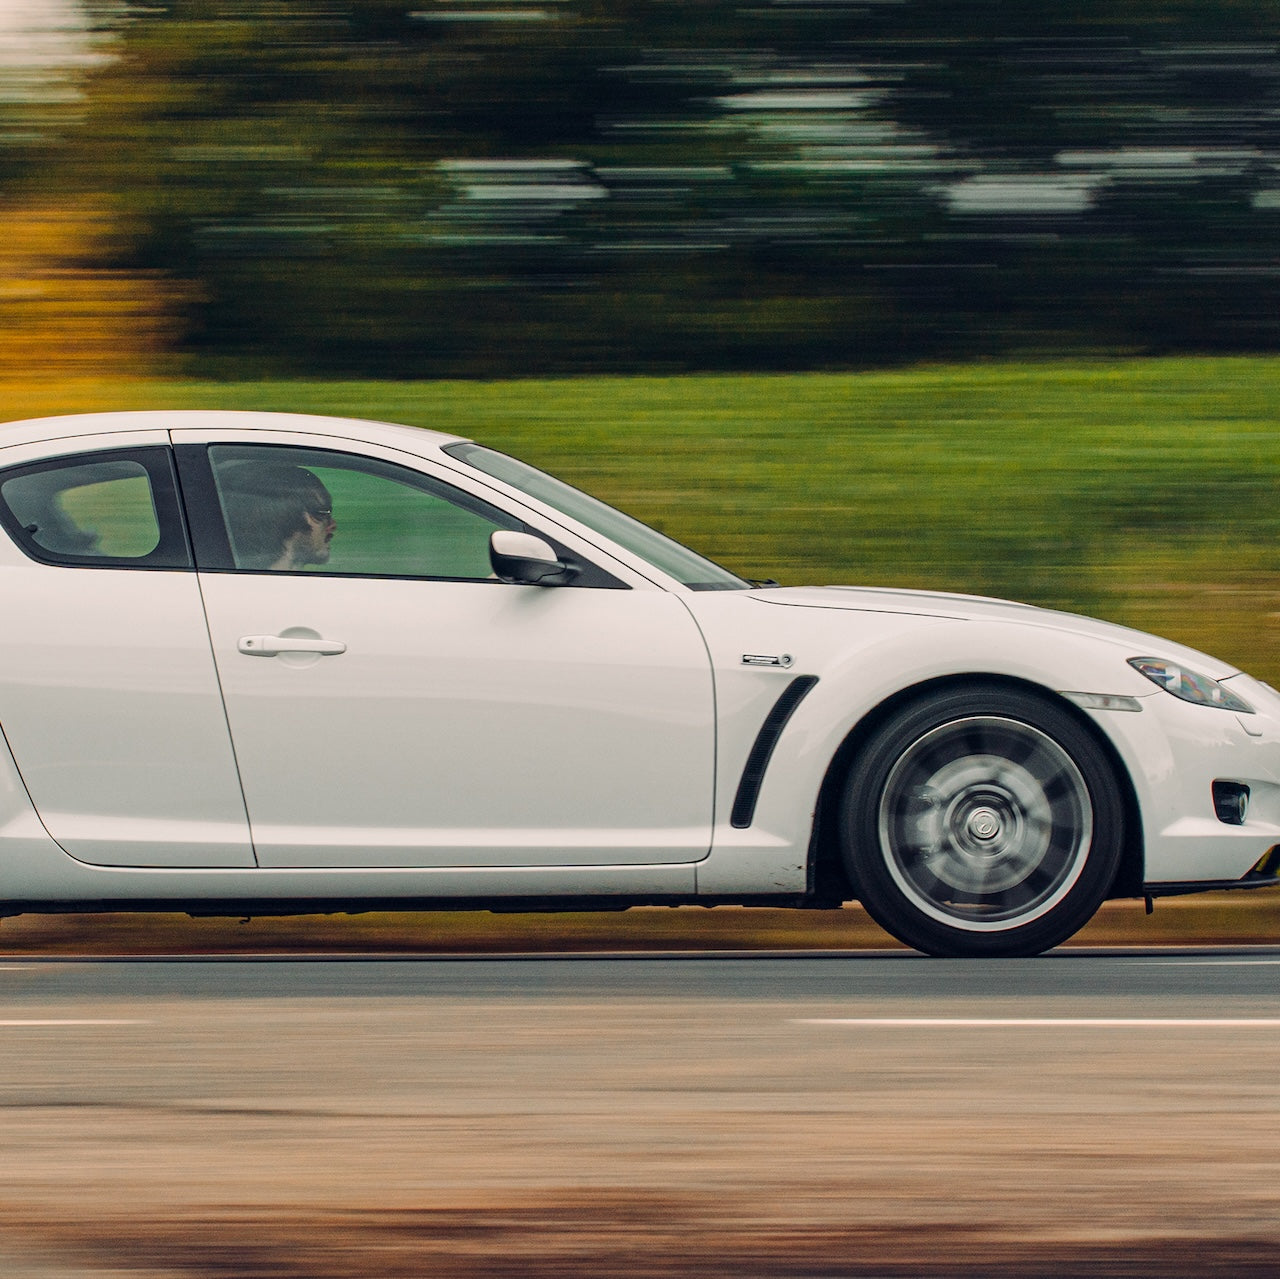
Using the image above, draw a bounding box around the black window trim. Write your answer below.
[0,445,193,571]
[174,442,628,588]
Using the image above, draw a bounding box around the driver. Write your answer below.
[217,462,336,571]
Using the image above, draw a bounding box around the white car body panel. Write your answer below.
[196,571,715,868]
[0,853,698,908]
[684,589,1280,893]
[170,422,715,870]
[0,718,69,870]
[753,584,1241,680]
[0,408,1275,947]
[0,431,253,869]
[0,562,255,869]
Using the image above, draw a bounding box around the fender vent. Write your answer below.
[730,675,819,829]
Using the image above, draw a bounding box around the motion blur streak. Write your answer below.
[1,2,1279,376]
[0,955,1278,1276]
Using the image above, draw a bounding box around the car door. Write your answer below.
[0,435,254,868]
[173,431,716,869]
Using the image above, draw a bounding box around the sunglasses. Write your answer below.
[309,506,334,522]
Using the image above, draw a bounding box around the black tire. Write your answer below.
[840,685,1124,957]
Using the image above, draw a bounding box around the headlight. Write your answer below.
[1128,657,1254,713]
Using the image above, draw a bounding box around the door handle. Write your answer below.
[238,635,347,657]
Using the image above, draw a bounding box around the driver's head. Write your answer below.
[218,462,335,570]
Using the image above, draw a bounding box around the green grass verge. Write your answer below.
[8,354,1279,678]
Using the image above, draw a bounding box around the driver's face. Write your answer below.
[299,506,336,565]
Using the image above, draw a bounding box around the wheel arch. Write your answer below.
[808,672,1144,905]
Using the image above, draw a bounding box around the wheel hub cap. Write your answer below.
[965,805,1002,842]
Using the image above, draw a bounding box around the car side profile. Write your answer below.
[0,409,1275,957]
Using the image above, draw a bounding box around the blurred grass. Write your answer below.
[2,355,1279,950]
[6,355,1278,676]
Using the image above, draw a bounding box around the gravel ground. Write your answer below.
[0,983,1277,1277]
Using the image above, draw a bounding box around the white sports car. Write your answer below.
[0,410,1275,956]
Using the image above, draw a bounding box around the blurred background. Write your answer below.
[6,0,1280,378]
[1,3,1277,661]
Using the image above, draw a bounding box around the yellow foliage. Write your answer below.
[0,200,189,376]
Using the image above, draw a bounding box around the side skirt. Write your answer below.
[0,894,822,920]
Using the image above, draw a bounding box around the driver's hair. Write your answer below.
[216,461,332,569]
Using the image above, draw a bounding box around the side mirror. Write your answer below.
[489,530,575,585]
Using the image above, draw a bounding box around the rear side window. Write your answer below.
[0,447,191,568]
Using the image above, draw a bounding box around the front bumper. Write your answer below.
[1085,673,1280,885]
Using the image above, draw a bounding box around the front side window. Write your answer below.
[0,448,188,568]
[206,444,523,579]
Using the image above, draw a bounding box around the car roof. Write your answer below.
[0,410,465,453]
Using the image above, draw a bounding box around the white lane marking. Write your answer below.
[0,1019,147,1027]
[795,1018,1280,1027]
[1131,959,1280,966]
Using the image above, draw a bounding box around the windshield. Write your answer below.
[444,443,750,591]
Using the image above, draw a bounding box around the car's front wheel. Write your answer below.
[840,686,1125,957]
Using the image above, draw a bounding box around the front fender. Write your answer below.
[694,608,1162,896]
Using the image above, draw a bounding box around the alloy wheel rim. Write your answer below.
[877,716,1093,931]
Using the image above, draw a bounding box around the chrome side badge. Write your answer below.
[742,653,794,668]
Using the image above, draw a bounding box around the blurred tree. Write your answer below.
[12,0,1280,373]
[54,0,744,371]
[0,2,187,376]
[0,198,189,376]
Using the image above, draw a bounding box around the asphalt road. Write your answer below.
[2,950,1280,1277]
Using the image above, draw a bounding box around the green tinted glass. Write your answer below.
[209,445,518,578]
[2,460,161,559]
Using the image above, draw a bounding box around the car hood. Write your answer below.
[750,585,1240,679]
